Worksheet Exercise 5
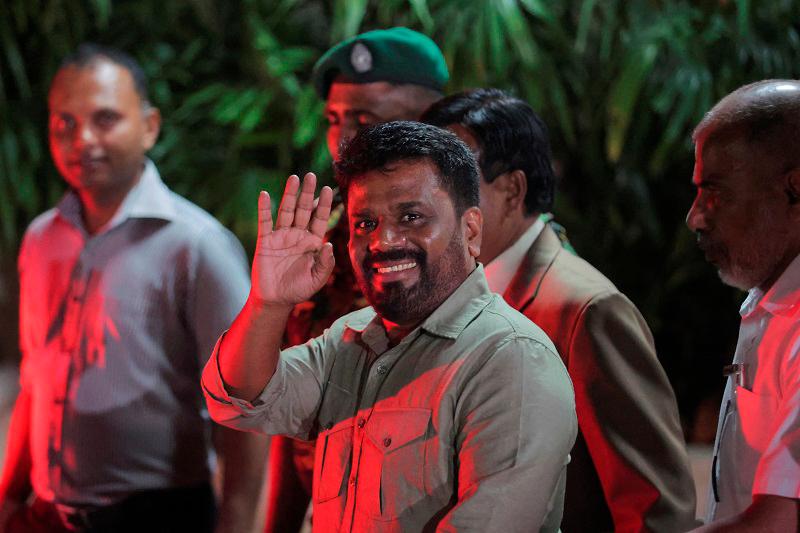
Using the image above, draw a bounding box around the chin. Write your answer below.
[718,270,752,291]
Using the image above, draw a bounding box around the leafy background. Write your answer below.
[1,0,799,440]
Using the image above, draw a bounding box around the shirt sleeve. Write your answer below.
[201,329,333,440]
[188,226,251,364]
[436,335,577,532]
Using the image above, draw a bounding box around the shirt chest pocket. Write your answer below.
[358,407,432,520]
[735,386,779,453]
[313,421,355,503]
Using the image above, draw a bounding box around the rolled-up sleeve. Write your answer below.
[201,330,333,440]
[438,335,578,532]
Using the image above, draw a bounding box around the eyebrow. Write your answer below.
[350,200,427,218]
[395,201,425,210]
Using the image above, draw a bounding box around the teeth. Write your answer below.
[377,262,416,273]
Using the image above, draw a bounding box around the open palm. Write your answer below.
[252,173,335,307]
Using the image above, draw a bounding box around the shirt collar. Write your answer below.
[56,159,178,233]
[741,252,800,318]
[484,217,544,294]
[345,264,494,344]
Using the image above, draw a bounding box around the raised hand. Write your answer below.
[251,173,335,307]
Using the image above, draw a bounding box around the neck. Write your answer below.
[482,214,537,265]
[511,214,538,243]
[78,172,142,234]
[758,245,800,292]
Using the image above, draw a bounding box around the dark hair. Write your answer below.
[57,43,150,106]
[334,121,480,215]
[421,88,555,215]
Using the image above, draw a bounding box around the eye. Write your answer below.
[51,115,75,135]
[356,114,376,127]
[401,213,421,223]
[326,113,340,126]
[94,110,120,129]
[353,219,376,232]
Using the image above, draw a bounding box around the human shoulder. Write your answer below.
[328,305,376,335]
[480,293,560,361]
[19,207,69,265]
[22,207,61,241]
[166,191,239,242]
[540,246,621,307]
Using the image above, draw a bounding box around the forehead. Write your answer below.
[49,60,140,112]
[694,129,772,189]
[326,80,417,119]
[346,158,450,210]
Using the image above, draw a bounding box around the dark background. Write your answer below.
[2,0,799,441]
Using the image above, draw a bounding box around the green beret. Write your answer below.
[312,27,448,98]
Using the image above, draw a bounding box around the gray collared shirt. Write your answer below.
[19,160,250,505]
[203,266,577,532]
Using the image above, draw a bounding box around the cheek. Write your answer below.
[49,136,71,168]
[327,127,341,160]
[348,237,365,271]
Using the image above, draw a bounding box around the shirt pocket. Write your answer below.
[736,385,778,452]
[359,407,432,520]
[313,420,354,503]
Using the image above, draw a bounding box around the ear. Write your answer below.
[141,106,162,152]
[461,206,483,260]
[496,170,528,212]
[785,168,800,206]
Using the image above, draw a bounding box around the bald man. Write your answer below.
[687,80,800,532]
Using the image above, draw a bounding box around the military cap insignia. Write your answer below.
[350,42,373,73]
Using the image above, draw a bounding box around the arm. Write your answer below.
[213,426,270,533]
[195,174,332,532]
[217,174,334,402]
[0,388,33,529]
[437,337,577,531]
[567,293,697,531]
[692,495,798,532]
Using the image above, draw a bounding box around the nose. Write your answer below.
[75,122,98,149]
[370,222,406,251]
[686,195,707,232]
[338,122,358,151]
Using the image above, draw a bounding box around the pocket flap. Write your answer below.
[365,407,431,452]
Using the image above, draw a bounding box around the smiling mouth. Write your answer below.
[376,262,417,274]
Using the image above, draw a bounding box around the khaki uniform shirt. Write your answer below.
[203,266,577,532]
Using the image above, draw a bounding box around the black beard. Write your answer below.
[356,232,468,324]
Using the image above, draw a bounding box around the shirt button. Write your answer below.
[383,437,392,447]
[349,476,356,485]
[357,418,366,428]
[376,364,388,375]
[324,422,333,430]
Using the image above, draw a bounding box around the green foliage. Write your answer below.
[1,0,799,428]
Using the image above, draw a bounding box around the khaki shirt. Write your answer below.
[203,266,577,532]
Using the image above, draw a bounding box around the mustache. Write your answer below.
[363,248,426,271]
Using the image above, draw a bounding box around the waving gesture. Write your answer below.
[252,173,335,307]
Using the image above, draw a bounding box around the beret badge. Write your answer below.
[350,42,373,73]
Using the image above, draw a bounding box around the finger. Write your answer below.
[293,172,318,229]
[312,242,336,287]
[257,190,272,236]
[276,175,300,228]
[310,186,334,238]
